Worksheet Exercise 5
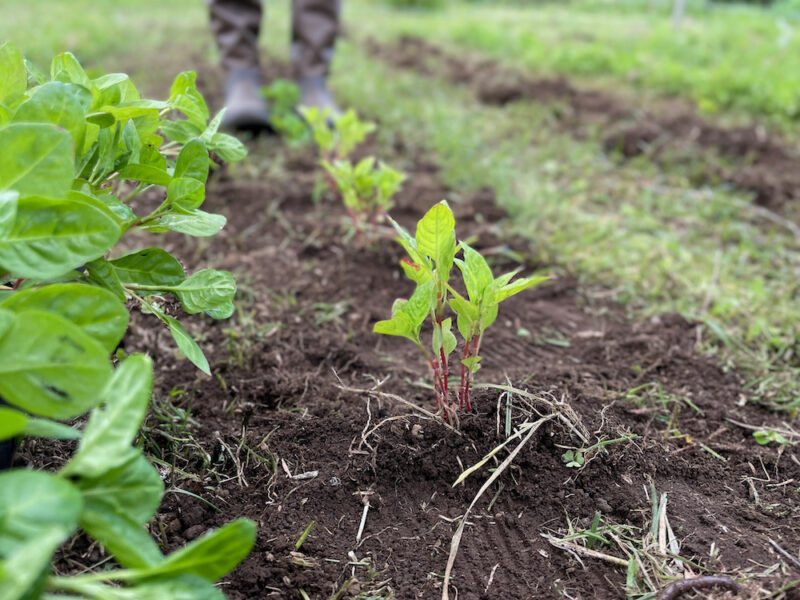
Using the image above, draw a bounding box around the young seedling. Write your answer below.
[374,201,547,419]
[261,79,310,146]
[322,157,405,244]
[301,106,375,163]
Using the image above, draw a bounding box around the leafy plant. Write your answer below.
[322,156,405,244]
[374,201,547,418]
[0,43,254,599]
[301,107,376,162]
[302,107,404,244]
[261,78,309,147]
[0,42,245,374]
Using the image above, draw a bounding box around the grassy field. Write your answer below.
[4,0,800,411]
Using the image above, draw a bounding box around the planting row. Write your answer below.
[0,42,545,599]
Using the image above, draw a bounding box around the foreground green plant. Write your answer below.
[322,156,405,243]
[374,201,546,417]
[0,43,254,599]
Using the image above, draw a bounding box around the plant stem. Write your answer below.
[458,337,472,410]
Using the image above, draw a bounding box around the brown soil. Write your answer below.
[365,36,800,217]
[116,137,800,598]
[20,54,800,600]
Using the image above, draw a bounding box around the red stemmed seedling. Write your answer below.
[374,201,547,421]
[322,157,405,244]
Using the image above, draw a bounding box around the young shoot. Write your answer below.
[374,201,547,420]
[322,157,405,244]
[301,106,376,162]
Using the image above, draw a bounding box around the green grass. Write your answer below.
[344,0,800,128]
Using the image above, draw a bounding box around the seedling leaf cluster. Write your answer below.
[302,107,406,244]
[0,43,254,599]
[375,200,547,417]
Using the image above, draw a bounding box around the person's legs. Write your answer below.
[208,0,271,131]
[292,0,342,113]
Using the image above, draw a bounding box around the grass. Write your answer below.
[4,0,800,411]
[345,0,800,129]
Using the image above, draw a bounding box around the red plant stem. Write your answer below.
[458,337,472,410]
[11,279,23,290]
[435,314,450,410]
[429,358,441,413]
[463,334,481,412]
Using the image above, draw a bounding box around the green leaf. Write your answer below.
[459,243,494,303]
[0,407,26,440]
[63,354,153,478]
[300,106,335,151]
[0,470,82,551]
[117,576,227,600]
[167,177,205,211]
[373,280,434,345]
[168,72,208,130]
[165,314,210,375]
[174,138,209,182]
[22,418,80,440]
[111,248,185,288]
[209,132,247,162]
[0,527,66,600]
[461,355,482,375]
[0,196,121,279]
[24,58,47,87]
[415,201,456,282]
[86,257,126,301]
[141,519,256,582]
[84,190,136,223]
[449,294,478,340]
[75,452,163,525]
[494,275,549,303]
[400,258,431,285]
[79,503,164,569]
[76,452,165,569]
[147,209,226,237]
[50,52,89,87]
[0,191,17,238]
[12,81,91,152]
[0,309,111,419]
[200,109,225,143]
[442,318,457,357]
[0,43,26,104]
[173,269,235,319]
[478,301,499,331]
[0,283,128,353]
[159,120,202,144]
[334,109,376,158]
[117,164,172,186]
[0,123,73,200]
[753,430,791,446]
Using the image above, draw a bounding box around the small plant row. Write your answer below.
[375,201,548,418]
[0,43,253,599]
[296,101,545,419]
[302,106,405,245]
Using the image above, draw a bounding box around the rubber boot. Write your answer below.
[208,0,271,131]
[292,0,342,116]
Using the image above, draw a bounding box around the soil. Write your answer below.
[20,54,800,600]
[124,143,800,597]
[365,36,800,217]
